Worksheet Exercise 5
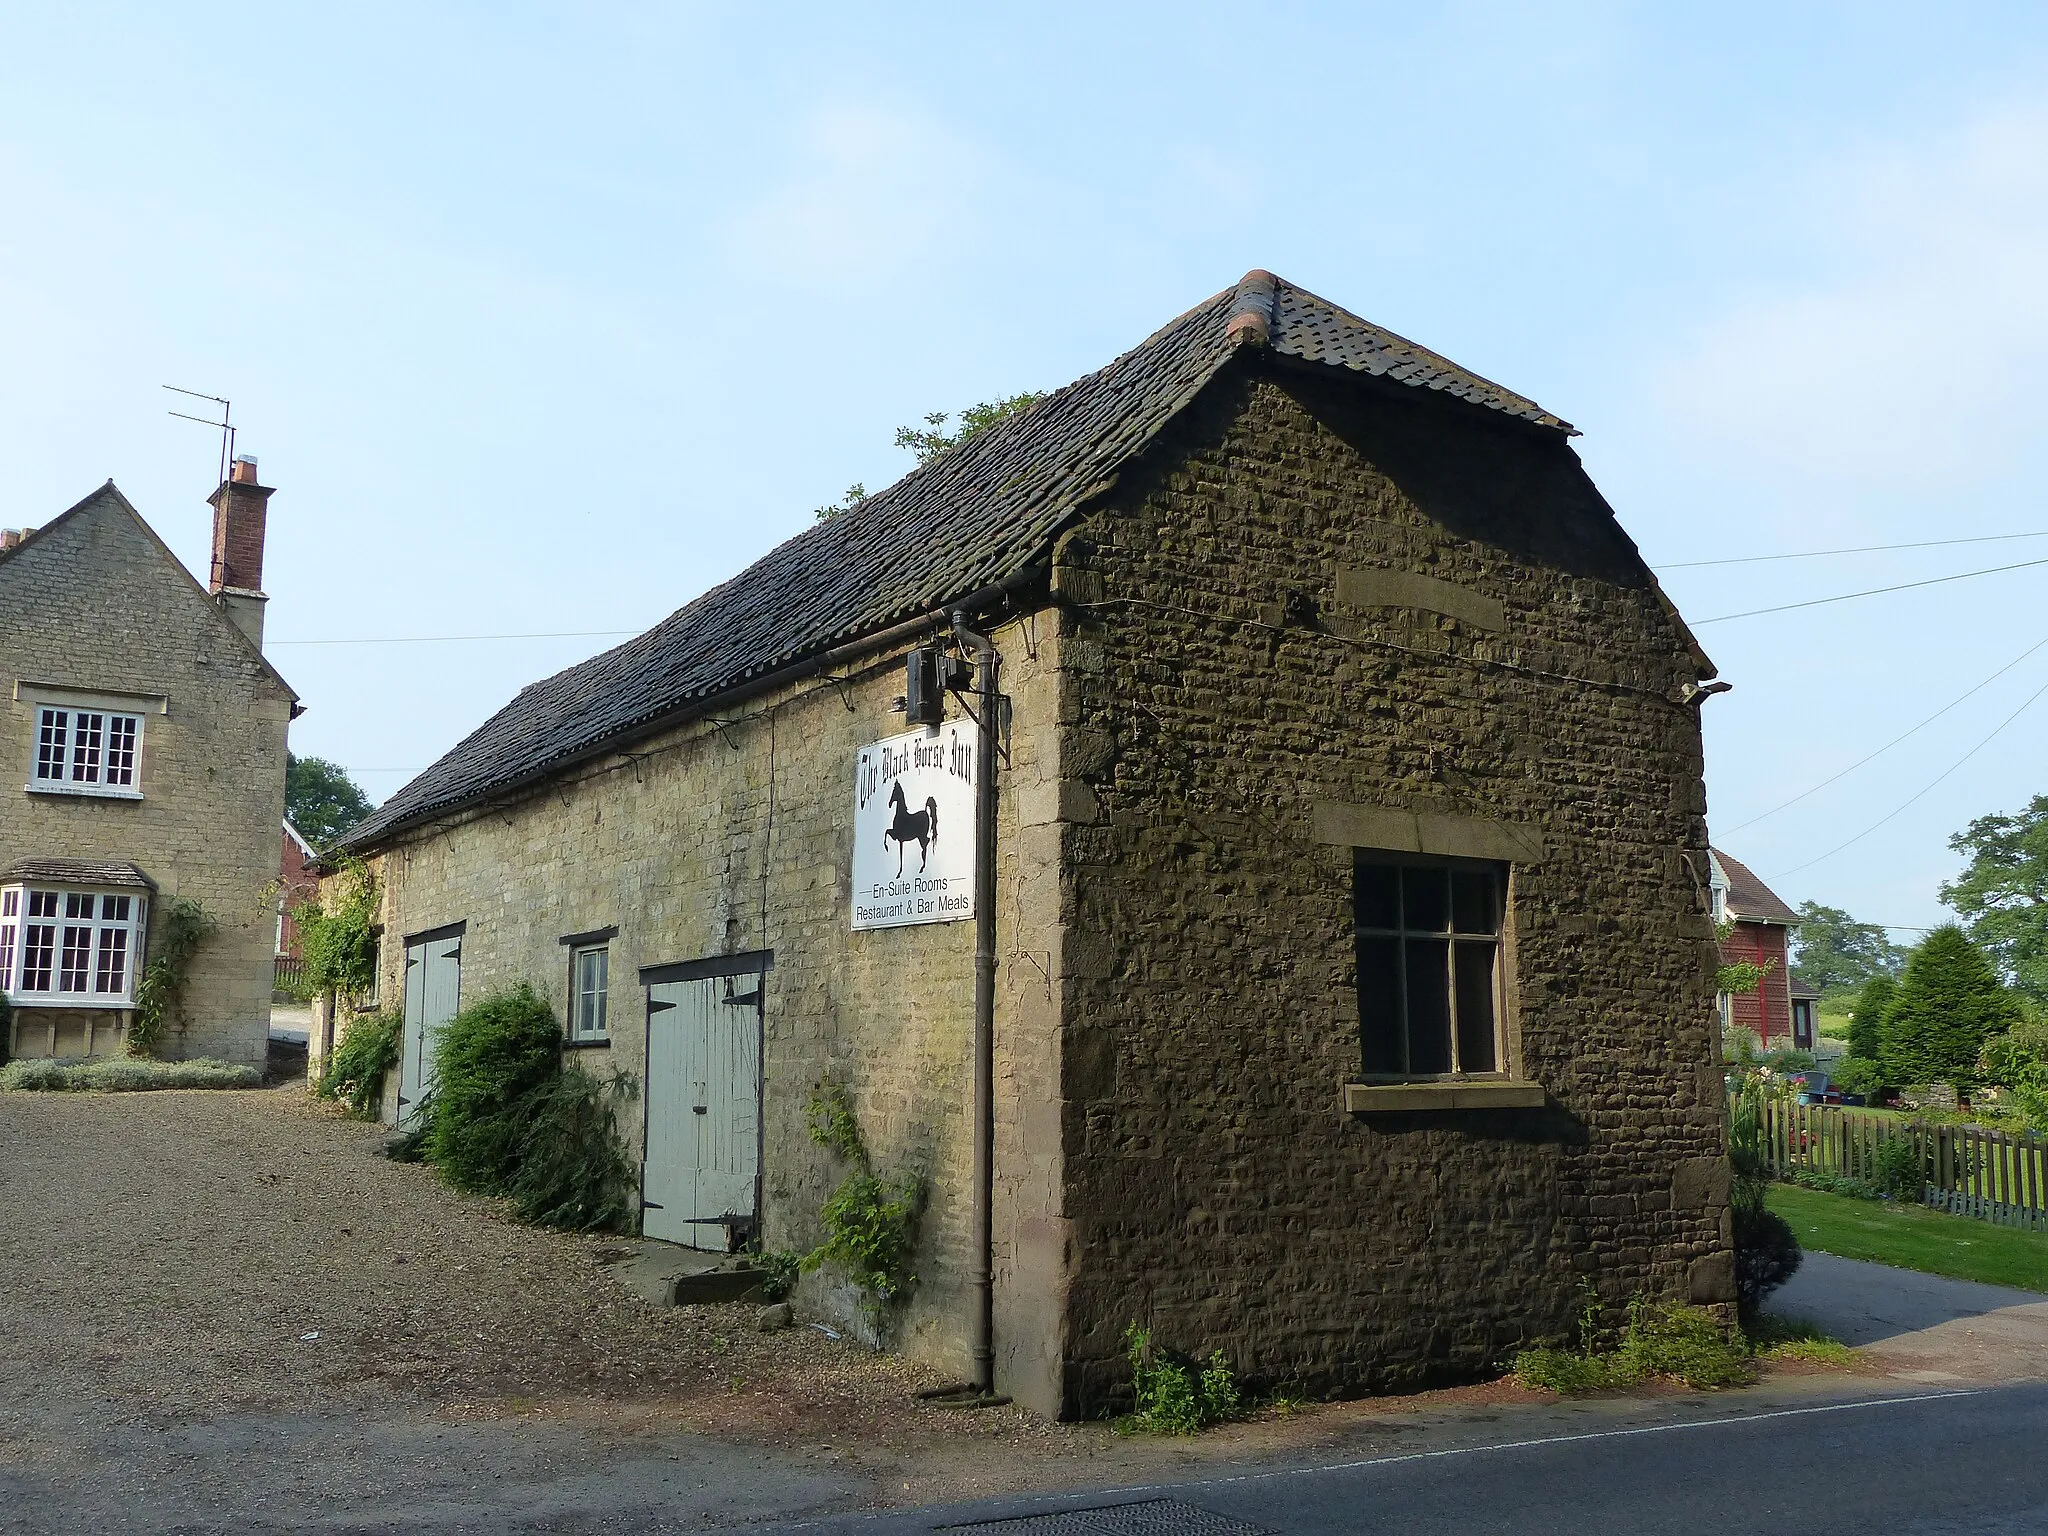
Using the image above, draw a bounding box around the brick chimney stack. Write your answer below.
[208,454,273,649]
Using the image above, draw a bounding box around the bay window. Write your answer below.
[0,886,147,1006]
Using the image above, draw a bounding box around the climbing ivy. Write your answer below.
[800,1081,926,1315]
[127,898,213,1059]
[290,859,380,1001]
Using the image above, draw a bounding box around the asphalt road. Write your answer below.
[795,1384,2048,1536]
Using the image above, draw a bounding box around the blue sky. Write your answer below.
[4,3,2045,937]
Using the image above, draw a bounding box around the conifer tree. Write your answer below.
[1880,926,2018,1089]
[1847,974,1895,1063]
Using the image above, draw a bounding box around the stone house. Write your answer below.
[323,272,1733,1417]
[0,464,297,1065]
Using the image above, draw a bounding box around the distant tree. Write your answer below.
[1879,926,2019,1089]
[814,392,1047,521]
[892,392,1046,467]
[1790,901,1904,993]
[1941,794,2048,1004]
[286,754,375,850]
[1846,973,1895,1065]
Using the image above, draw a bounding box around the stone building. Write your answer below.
[0,465,297,1065]
[325,272,1733,1417]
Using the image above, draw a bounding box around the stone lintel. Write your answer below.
[1311,801,1545,863]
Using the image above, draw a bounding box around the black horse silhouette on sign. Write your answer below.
[883,782,938,875]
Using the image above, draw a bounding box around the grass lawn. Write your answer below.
[1768,1183,2048,1293]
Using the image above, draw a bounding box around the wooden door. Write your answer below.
[396,927,463,1127]
[642,961,764,1248]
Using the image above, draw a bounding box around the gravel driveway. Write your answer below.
[0,1084,1075,1532]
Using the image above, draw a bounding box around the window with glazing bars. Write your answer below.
[1355,855,1506,1077]
[2,889,138,1001]
[31,707,141,789]
[569,945,609,1042]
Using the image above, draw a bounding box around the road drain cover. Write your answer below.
[943,1497,1270,1536]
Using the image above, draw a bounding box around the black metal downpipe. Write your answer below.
[951,609,1000,1398]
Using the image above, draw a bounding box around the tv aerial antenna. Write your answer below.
[164,386,237,589]
[163,384,235,488]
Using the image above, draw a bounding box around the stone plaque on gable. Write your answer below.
[851,725,977,930]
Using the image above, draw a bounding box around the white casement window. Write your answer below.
[569,944,609,1043]
[0,886,147,1006]
[28,707,143,796]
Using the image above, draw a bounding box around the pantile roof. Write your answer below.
[344,272,1573,851]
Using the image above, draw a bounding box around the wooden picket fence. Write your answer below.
[1737,1094,2048,1233]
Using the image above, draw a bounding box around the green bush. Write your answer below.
[1118,1324,1241,1434]
[755,1250,804,1302]
[425,985,562,1193]
[1830,1056,1886,1100]
[1786,1167,1882,1200]
[1872,1135,1923,1199]
[0,1057,260,1092]
[315,1010,402,1119]
[379,985,638,1235]
[505,1065,640,1232]
[0,991,12,1067]
[0,1059,68,1091]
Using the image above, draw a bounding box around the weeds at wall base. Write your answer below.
[1114,1324,1242,1435]
[1510,1295,1853,1395]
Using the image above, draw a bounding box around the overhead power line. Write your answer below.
[1690,555,2048,626]
[268,629,640,647]
[1721,630,2048,835]
[1773,670,2048,879]
[1657,529,2048,570]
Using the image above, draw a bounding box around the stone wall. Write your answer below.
[329,616,1073,1412]
[1048,360,1730,1411]
[0,490,292,1066]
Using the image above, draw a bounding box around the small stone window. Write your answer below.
[569,944,609,1044]
[28,707,143,797]
[1355,854,1505,1077]
[0,885,146,1006]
